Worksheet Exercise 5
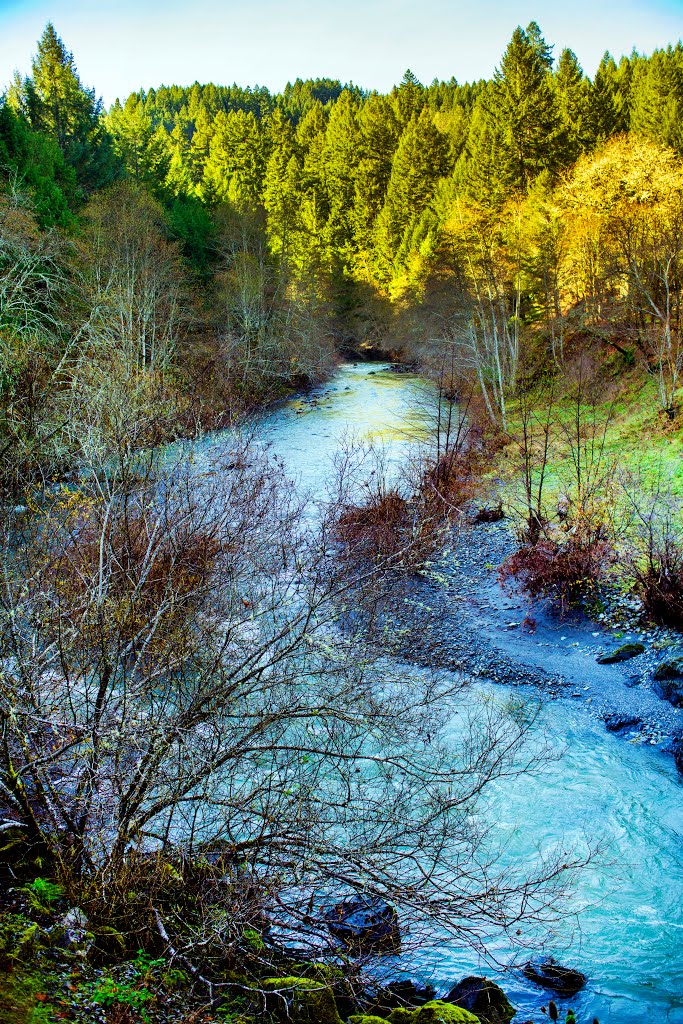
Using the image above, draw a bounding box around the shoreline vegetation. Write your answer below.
[1,15,683,1024]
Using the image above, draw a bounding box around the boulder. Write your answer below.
[670,734,683,774]
[366,980,436,1015]
[603,714,642,733]
[653,676,683,707]
[445,976,515,1023]
[48,907,93,957]
[596,643,645,665]
[325,895,400,954]
[88,925,126,965]
[522,957,586,997]
[386,1002,478,1024]
[653,657,683,681]
[262,977,343,1024]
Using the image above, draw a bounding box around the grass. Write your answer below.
[490,373,683,514]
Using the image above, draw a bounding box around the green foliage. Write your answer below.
[21,879,63,915]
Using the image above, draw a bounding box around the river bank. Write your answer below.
[379,512,683,751]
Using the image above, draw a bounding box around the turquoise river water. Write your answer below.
[194,363,683,1024]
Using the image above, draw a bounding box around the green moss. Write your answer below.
[387,1011,417,1024]
[349,1016,389,1024]
[0,967,57,1023]
[416,1003,480,1024]
[386,1004,480,1024]
[262,976,343,1024]
[262,977,321,990]
[88,925,126,966]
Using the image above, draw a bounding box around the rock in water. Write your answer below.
[325,895,400,953]
[670,733,683,774]
[522,957,587,997]
[596,643,645,665]
[445,976,515,1023]
[603,713,642,733]
[369,980,436,1014]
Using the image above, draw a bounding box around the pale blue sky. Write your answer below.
[1,0,682,106]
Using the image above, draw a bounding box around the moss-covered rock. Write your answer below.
[88,925,127,965]
[387,1010,416,1024]
[387,1003,479,1024]
[262,976,343,1024]
[349,1016,390,1024]
[654,657,683,681]
[596,642,645,665]
[416,1002,479,1023]
[445,976,515,1023]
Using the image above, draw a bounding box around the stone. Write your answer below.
[596,643,645,665]
[445,976,515,1023]
[670,734,683,774]
[325,895,400,953]
[653,657,683,681]
[49,907,93,957]
[654,677,683,707]
[604,714,642,733]
[386,1002,479,1024]
[262,977,343,1024]
[369,980,436,1013]
[522,957,586,997]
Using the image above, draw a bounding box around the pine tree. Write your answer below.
[460,93,509,209]
[393,69,425,126]
[202,110,265,210]
[489,23,562,190]
[106,97,170,189]
[630,46,683,153]
[353,93,401,251]
[374,107,450,278]
[554,49,595,164]
[319,89,360,264]
[263,112,300,265]
[591,52,629,141]
[15,23,118,192]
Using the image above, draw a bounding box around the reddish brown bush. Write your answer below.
[334,489,412,559]
[626,528,683,628]
[501,530,613,612]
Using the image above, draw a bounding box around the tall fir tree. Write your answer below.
[489,23,562,191]
[630,46,683,153]
[11,23,118,193]
[591,52,629,141]
[374,107,450,278]
[554,49,596,164]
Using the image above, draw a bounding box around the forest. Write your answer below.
[2,21,683,493]
[1,18,683,1024]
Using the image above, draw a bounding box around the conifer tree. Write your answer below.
[202,110,265,209]
[630,46,683,153]
[393,69,425,126]
[353,93,401,253]
[374,107,450,278]
[554,49,596,164]
[319,89,360,264]
[106,97,170,189]
[591,52,629,140]
[263,111,300,265]
[12,23,118,192]
[489,23,562,190]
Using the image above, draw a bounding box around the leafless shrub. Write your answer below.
[620,481,683,628]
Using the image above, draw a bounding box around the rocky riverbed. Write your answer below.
[379,513,683,760]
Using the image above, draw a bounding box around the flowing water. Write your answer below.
[198,363,683,1024]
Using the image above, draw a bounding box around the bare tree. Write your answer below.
[0,434,588,982]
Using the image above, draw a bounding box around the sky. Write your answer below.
[1,0,682,106]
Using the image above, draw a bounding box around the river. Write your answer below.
[195,362,683,1024]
